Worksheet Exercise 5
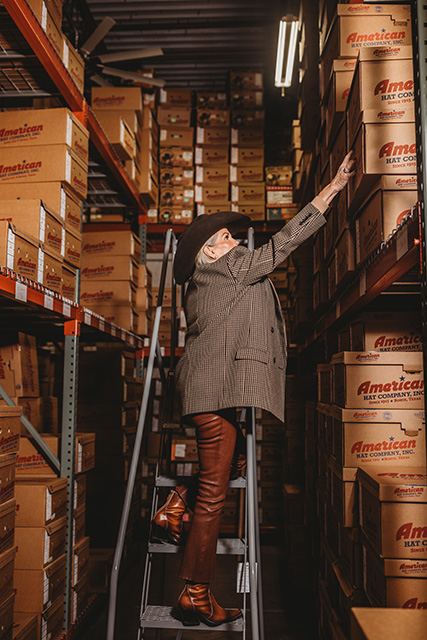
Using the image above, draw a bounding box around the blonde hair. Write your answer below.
[195,230,221,267]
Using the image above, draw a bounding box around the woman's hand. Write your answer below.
[318,151,356,206]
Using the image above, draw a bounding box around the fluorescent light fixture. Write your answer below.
[275,17,299,88]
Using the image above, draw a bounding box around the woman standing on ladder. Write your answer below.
[152,152,355,626]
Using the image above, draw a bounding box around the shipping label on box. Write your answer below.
[195,146,229,165]
[350,310,422,353]
[332,351,424,409]
[196,127,230,146]
[160,166,194,187]
[195,184,229,204]
[82,230,141,262]
[159,147,193,167]
[359,466,427,559]
[91,87,142,111]
[0,145,87,199]
[0,108,89,164]
[265,187,293,205]
[157,106,192,127]
[230,146,264,166]
[159,127,194,147]
[230,165,263,183]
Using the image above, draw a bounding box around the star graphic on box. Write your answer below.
[389,436,395,441]
[400,376,405,382]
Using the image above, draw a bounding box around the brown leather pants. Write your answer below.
[178,408,239,583]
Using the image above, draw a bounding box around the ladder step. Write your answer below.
[148,537,245,555]
[155,474,246,489]
[140,605,244,631]
[162,422,182,432]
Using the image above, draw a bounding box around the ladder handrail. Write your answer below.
[107,228,177,640]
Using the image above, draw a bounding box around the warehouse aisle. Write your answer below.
[78,542,317,640]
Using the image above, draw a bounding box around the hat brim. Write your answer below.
[173,211,252,284]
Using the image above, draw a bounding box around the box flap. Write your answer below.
[358,466,427,501]
[46,515,67,536]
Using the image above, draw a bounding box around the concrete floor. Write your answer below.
[78,540,318,640]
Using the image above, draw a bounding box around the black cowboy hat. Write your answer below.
[173,211,251,284]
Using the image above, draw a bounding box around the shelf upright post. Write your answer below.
[412,1,427,424]
[60,319,81,630]
[139,215,147,265]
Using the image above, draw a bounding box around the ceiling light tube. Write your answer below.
[275,17,299,89]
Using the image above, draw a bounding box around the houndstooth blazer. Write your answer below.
[174,199,327,422]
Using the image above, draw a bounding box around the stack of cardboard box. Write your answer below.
[157,89,195,224]
[195,92,230,216]
[314,317,425,636]
[265,165,298,222]
[80,228,142,333]
[0,107,88,299]
[229,71,265,221]
[0,405,20,639]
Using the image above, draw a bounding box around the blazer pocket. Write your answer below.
[235,348,269,364]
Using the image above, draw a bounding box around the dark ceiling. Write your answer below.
[62,0,302,164]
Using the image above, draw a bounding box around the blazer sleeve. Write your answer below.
[227,198,328,285]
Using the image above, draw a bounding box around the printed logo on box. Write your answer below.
[0,160,42,177]
[347,29,407,47]
[0,124,43,143]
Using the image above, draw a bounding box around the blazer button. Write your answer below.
[271,327,274,333]
[273,357,276,364]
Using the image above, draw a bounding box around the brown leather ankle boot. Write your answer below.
[151,490,187,545]
[177,583,242,627]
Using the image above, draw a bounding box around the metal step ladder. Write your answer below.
[106,228,264,640]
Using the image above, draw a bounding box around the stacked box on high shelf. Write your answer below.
[265,166,297,222]
[156,89,194,225]
[0,107,89,298]
[228,71,265,221]
[77,347,141,559]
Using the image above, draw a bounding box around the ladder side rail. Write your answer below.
[251,407,265,640]
[107,229,174,640]
[246,408,260,640]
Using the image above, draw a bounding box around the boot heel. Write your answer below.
[178,606,200,626]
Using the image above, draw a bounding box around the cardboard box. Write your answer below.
[265,205,298,221]
[0,547,15,603]
[12,613,38,640]
[82,229,141,262]
[160,166,194,187]
[159,127,194,148]
[71,573,89,624]
[38,245,63,293]
[229,165,263,183]
[159,147,194,167]
[196,109,229,128]
[195,184,229,205]
[229,90,263,110]
[14,554,66,613]
[0,108,89,165]
[196,204,230,216]
[0,145,87,199]
[335,227,355,287]
[230,147,264,166]
[157,106,192,127]
[231,109,265,129]
[0,334,39,399]
[15,516,66,570]
[80,280,136,308]
[331,351,424,409]
[355,182,417,265]
[349,122,416,210]
[329,120,347,183]
[141,107,159,136]
[195,165,229,185]
[1,397,42,433]
[62,263,77,300]
[196,127,230,146]
[95,112,135,161]
[351,608,427,640]
[91,87,143,111]
[62,35,85,94]
[159,88,193,107]
[194,146,229,166]
[159,187,194,207]
[323,60,356,145]
[320,4,412,94]
[81,254,138,285]
[0,221,39,281]
[27,0,62,29]
[64,227,82,268]
[363,540,427,608]
[0,199,63,258]
[0,499,15,554]
[230,204,264,220]
[196,91,228,109]
[347,45,415,147]
[89,304,138,332]
[265,166,292,187]
[350,311,422,353]
[359,467,427,559]
[43,5,62,57]
[139,170,159,206]
[265,187,293,205]
[0,454,15,505]
[136,128,157,157]
[231,128,263,147]
[0,593,14,640]
[15,477,67,527]
[16,434,95,476]
[230,71,263,90]
[231,182,264,204]
[72,536,89,587]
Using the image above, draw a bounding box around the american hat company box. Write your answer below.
[0,454,15,505]
[331,351,424,409]
[159,88,193,107]
[196,127,230,146]
[91,86,143,111]
[196,109,229,128]
[232,183,265,204]
[0,145,88,199]
[62,34,85,94]
[0,182,83,234]
[14,554,66,613]
[81,254,138,286]
[0,547,15,603]
[348,121,416,211]
[88,304,138,333]
[351,608,427,640]
[196,91,228,109]
[0,334,39,399]
[160,166,194,187]
[80,280,136,308]
[62,263,78,300]
[159,147,194,167]
[159,186,194,207]
[157,106,192,128]
[322,60,357,142]
[230,146,264,166]
[0,108,89,165]
[196,165,229,185]
[231,128,263,147]
[82,230,141,262]
[0,221,38,281]
[14,477,67,526]
[64,228,82,268]
[16,434,95,476]
[231,109,264,130]
[330,460,358,528]
[12,613,38,640]
[158,207,193,224]
[230,165,264,183]
[95,112,135,161]
[358,467,427,559]
[350,310,422,352]
[330,406,426,469]
[363,538,427,608]
[38,245,63,293]
[195,146,229,166]
[354,176,417,265]
[195,184,229,205]
[15,516,66,570]
[346,45,415,147]
[159,127,194,148]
